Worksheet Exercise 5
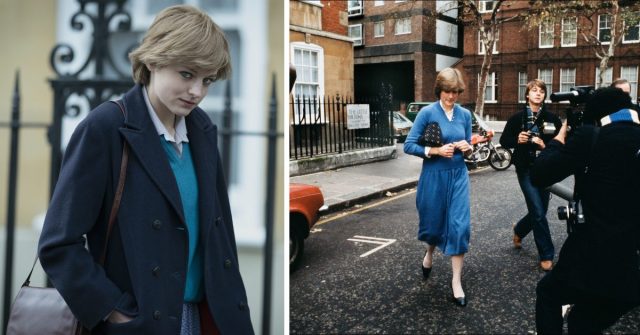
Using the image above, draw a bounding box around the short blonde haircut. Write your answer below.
[434,68,466,97]
[129,5,231,85]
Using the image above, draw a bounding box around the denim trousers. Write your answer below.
[514,170,554,261]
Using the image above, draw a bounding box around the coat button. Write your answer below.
[153,310,161,320]
[215,216,222,226]
[238,302,246,311]
[152,219,162,230]
[152,266,160,277]
[224,259,232,269]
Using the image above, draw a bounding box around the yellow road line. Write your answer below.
[316,189,417,226]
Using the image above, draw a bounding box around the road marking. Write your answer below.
[347,235,396,257]
[316,189,417,226]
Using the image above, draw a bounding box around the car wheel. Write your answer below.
[397,135,406,143]
[290,223,305,271]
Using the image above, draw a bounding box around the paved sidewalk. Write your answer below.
[289,121,506,212]
[290,144,423,211]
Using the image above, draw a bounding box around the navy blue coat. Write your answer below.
[38,84,254,334]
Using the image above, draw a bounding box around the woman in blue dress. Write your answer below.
[404,67,472,307]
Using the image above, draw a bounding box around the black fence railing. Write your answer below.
[289,95,394,160]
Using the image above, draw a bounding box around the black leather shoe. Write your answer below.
[421,249,432,279]
[451,295,467,307]
[422,265,432,279]
[451,284,467,307]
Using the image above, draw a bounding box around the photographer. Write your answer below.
[531,87,640,334]
[500,79,562,271]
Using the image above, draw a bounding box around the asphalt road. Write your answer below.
[289,167,640,334]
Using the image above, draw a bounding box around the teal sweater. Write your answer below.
[160,140,203,302]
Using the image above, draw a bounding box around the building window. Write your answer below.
[621,66,638,102]
[395,17,411,35]
[479,0,497,13]
[478,30,499,55]
[518,72,528,103]
[539,19,554,48]
[349,24,364,46]
[538,68,553,102]
[291,43,323,99]
[373,21,384,37]
[595,67,613,87]
[301,0,322,5]
[599,14,612,43]
[624,18,640,43]
[561,17,577,47]
[375,0,384,6]
[482,72,498,102]
[348,0,363,17]
[560,68,576,92]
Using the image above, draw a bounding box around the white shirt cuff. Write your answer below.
[424,146,432,158]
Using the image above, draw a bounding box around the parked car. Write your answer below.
[406,101,432,122]
[392,111,413,143]
[289,183,327,270]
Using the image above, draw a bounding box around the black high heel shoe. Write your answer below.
[421,249,432,279]
[450,283,467,307]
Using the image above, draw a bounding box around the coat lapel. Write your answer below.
[118,85,186,225]
[185,111,218,231]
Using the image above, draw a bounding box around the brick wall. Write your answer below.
[322,1,347,36]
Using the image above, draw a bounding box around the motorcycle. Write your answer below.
[465,116,512,171]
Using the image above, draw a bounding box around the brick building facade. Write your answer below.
[347,1,463,112]
[459,1,640,120]
[289,0,354,99]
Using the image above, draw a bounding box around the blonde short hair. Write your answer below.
[129,5,231,85]
[434,68,466,97]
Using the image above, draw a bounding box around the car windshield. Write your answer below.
[393,112,411,123]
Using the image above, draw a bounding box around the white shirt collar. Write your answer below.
[142,86,189,152]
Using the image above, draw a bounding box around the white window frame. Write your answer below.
[480,72,498,103]
[290,42,325,102]
[478,30,499,55]
[623,17,640,43]
[595,67,613,88]
[301,0,322,6]
[348,0,363,17]
[538,68,553,102]
[539,19,554,48]
[479,0,497,13]
[561,17,577,47]
[374,0,384,6]
[349,24,364,46]
[560,68,576,93]
[395,17,411,35]
[518,72,528,103]
[373,21,384,38]
[598,14,612,44]
[621,66,638,103]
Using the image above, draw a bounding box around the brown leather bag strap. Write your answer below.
[25,101,130,285]
[100,100,130,265]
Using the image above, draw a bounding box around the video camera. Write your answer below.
[546,86,595,233]
[550,85,595,131]
[546,183,584,234]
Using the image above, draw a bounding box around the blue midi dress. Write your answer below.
[403,102,472,255]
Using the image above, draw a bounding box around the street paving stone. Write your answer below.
[290,166,640,334]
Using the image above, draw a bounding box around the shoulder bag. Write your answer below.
[6,101,130,335]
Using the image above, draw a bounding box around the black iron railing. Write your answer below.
[289,95,394,160]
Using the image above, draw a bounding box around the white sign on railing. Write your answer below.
[346,104,370,129]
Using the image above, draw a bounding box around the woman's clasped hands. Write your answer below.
[437,140,471,158]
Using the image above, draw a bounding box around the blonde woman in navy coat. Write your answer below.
[404,68,473,307]
[38,6,254,334]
